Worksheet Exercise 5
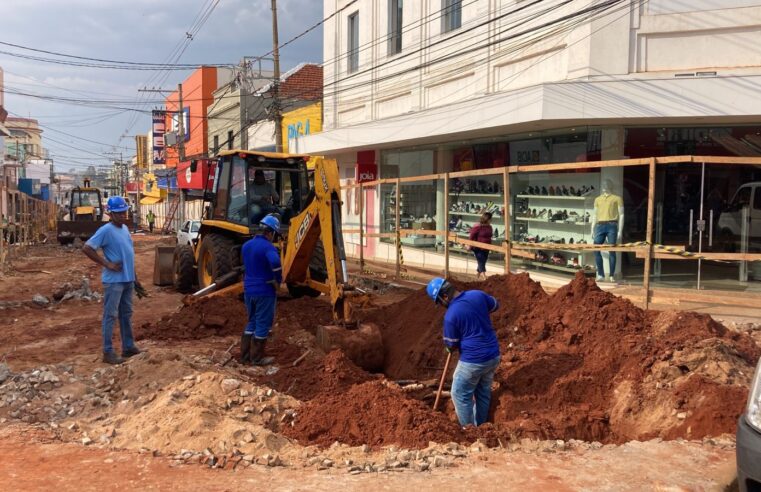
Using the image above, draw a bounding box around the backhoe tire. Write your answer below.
[197,233,237,289]
[173,244,196,293]
[309,239,328,283]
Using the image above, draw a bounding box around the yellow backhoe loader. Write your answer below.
[57,179,107,244]
[171,150,382,369]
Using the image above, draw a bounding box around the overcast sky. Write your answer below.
[0,0,323,172]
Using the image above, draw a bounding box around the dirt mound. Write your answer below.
[137,295,334,342]
[370,272,759,444]
[138,296,246,340]
[371,272,547,380]
[259,350,378,401]
[284,380,464,448]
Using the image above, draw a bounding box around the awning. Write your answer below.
[140,196,162,205]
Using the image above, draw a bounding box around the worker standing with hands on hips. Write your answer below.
[83,196,147,365]
[240,214,282,366]
[427,277,500,427]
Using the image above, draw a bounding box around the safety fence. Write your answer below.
[340,155,761,309]
[0,182,58,270]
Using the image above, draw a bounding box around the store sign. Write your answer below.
[177,160,211,190]
[510,139,546,165]
[356,162,377,183]
[287,119,311,140]
[170,107,190,142]
[152,110,166,165]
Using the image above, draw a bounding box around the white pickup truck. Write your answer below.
[176,220,200,246]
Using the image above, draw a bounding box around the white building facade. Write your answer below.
[300,0,761,290]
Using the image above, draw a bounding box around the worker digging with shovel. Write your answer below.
[427,277,501,427]
[239,214,282,366]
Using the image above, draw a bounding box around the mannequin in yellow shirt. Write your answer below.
[590,179,624,283]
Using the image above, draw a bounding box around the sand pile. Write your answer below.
[370,272,759,444]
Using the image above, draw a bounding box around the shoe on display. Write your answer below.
[541,186,548,195]
[562,185,570,196]
[493,227,499,238]
[569,238,574,244]
[569,186,577,196]
[549,185,556,196]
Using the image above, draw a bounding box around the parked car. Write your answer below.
[737,357,761,491]
[717,182,761,252]
[177,220,200,246]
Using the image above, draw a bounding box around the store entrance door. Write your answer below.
[654,162,761,292]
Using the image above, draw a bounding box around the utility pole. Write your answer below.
[177,83,186,228]
[271,0,283,153]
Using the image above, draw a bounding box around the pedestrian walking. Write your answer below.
[427,277,500,427]
[469,212,493,280]
[239,214,282,366]
[83,196,146,364]
[146,210,156,233]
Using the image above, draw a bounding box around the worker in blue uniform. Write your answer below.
[239,214,282,365]
[427,277,501,427]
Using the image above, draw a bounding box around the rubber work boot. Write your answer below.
[103,351,124,365]
[249,338,274,366]
[239,334,252,364]
[122,346,141,359]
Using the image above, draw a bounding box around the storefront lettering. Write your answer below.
[287,120,311,140]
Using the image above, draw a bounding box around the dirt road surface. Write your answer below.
[0,236,745,490]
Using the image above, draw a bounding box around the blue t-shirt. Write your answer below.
[85,222,136,284]
[443,290,500,364]
[242,235,283,297]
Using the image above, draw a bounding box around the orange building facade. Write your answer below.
[164,66,219,168]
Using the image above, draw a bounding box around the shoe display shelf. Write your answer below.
[448,189,506,257]
[382,185,438,247]
[512,173,600,275]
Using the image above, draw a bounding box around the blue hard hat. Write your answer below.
[106,196,130,213]
[426,277,449,304]
[259,214,281,234]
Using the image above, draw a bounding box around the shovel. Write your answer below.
[433,351,453,411]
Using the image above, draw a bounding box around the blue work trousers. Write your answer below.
[102,282,136,354]
[244,294,276,339]
[451,356,501,427]
[593,222,618,277]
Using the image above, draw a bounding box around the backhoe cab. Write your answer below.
[173,150,348,315]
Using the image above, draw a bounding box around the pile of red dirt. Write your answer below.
[369,272,759,444]
[258,349,378,401]
[283,380,464,448]
[137,295,334,342]
[137,296,246,340]
[369,272,547,381]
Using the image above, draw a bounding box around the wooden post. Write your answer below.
[444,173,450,277]
[503,167,511,274]
[359,183,364,271]
[395,178,401,278]
[643,157,656,309]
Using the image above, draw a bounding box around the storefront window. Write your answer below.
[509,164,646,284]
[625,126,761,158]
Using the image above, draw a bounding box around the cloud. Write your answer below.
[0,0,323,168]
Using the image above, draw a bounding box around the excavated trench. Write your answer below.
[139,272,761,449]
